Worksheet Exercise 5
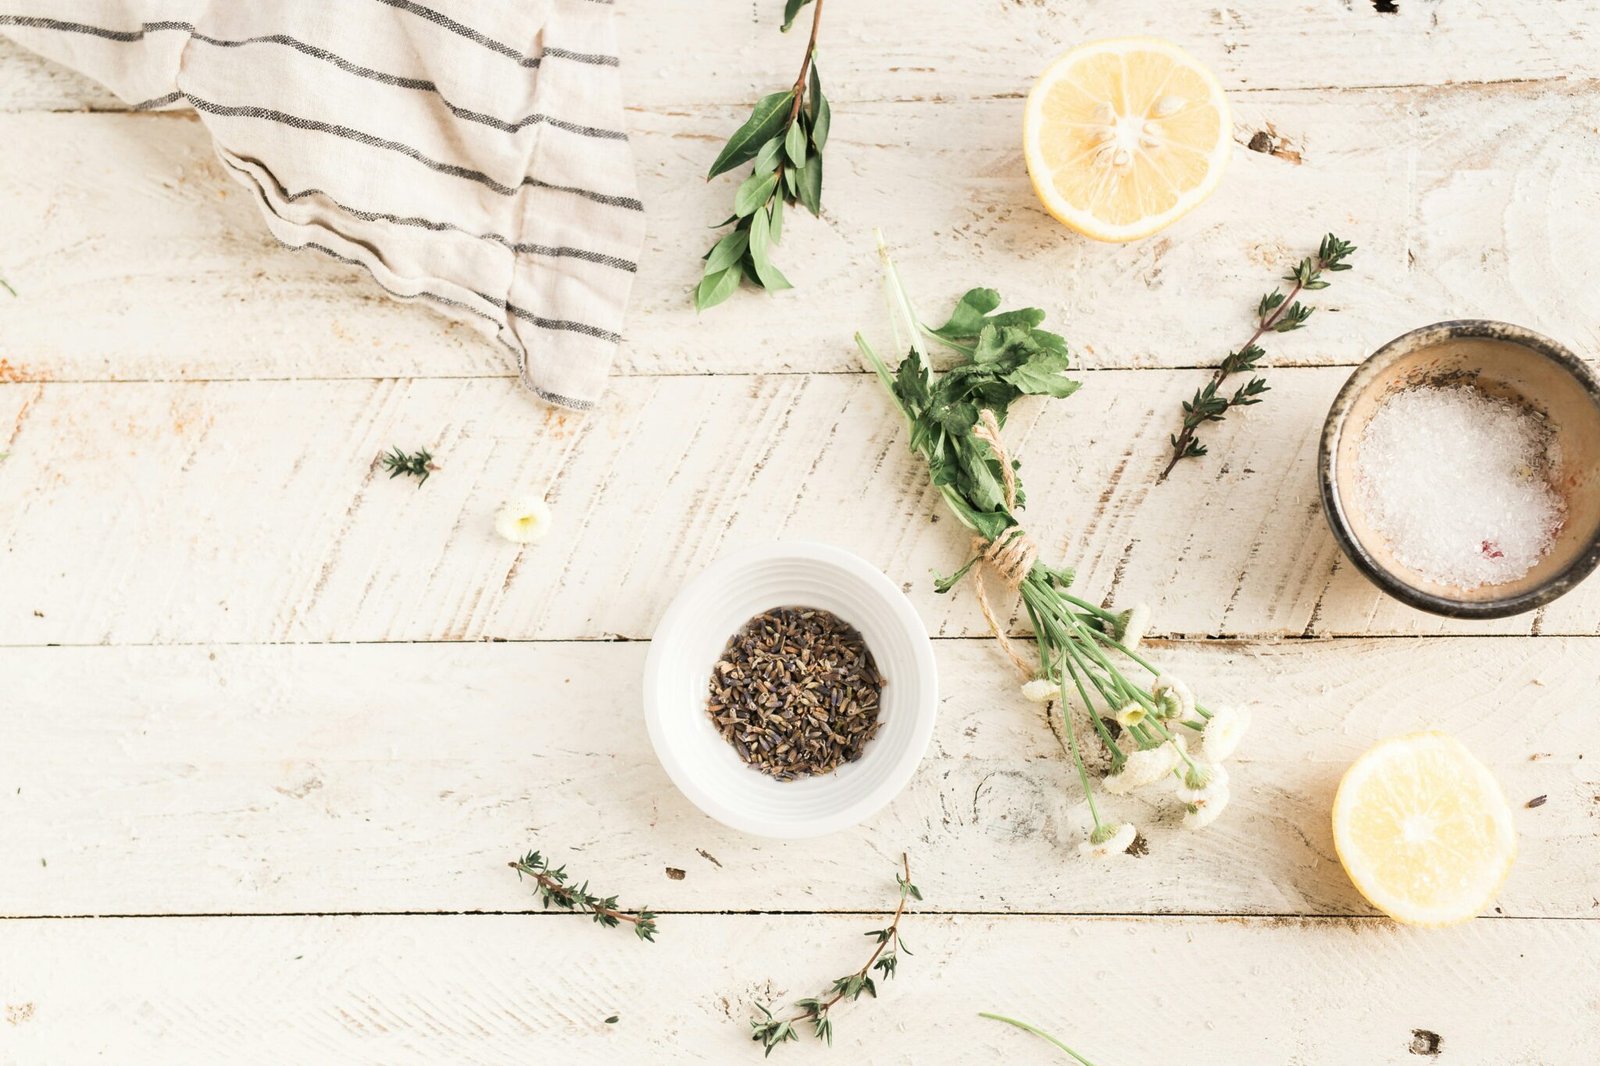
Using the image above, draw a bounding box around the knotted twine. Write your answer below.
[967,410,1040,679]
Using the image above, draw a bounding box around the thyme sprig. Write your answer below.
[750,853,919,1055]
[696,0,830,311]
[508,850,659,942]
[1159,233,1356,480]
[380,446,436,486]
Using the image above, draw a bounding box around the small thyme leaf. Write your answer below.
[748,853,918,1054]
[380,446,435,487]
[508,850,659,942]
[1160,232,1356,480]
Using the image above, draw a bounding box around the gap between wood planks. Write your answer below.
[4,909,1596,921]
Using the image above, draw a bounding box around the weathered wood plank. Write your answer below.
[2,639,1592,917]
[6,1,1600,112]
[2,81,1597,380]
[1,913,1595,1062]
[3,373,1598,644]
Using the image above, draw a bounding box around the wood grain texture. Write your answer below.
[1,84,1598,380]
[4,372,1599,645]
[2,639,1594,918]
[2,913,1597,1064]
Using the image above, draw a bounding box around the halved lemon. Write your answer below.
[1332,732,1516,927]
[1023,37,1232,242]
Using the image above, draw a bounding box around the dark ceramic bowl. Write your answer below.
[1320,320,1600,619]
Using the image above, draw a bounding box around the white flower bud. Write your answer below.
[1102,741,1180,794]
[1078,822,1138,859]
[1113,604,1152,650]
[1151,674,1195,720]
[1021,678,1057,704]
[495,497,553,544]
[1114,701,1146,729]
[1201,705,1251,763]
[1176,761,1229,803]
[1181,784,1231,830]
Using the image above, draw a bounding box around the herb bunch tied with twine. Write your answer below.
[855,235,1250,855]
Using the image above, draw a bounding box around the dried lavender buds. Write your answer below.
[707,607,885,780]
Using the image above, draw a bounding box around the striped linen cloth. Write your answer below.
[1,1,644,409]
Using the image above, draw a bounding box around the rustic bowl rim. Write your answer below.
[1319,319,1600,619]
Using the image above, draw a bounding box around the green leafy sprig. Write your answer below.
[696,0,830,311]
[380,446,436,487]
[1160,233,1356,479]
[509,850,659,943]
[750,853,920,1055]
[858,234,1243,850]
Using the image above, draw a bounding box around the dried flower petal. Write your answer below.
[1114,604,1152,650]
[495,497,553,544]
[1114,701,1146,729]
[1176,761,1229,803]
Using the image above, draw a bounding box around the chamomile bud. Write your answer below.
[1021,678,1057,704]
[1151,674,1195,720]
[1103,741,1180,794]
[495,496,553,545]
[1200,705,1251,763]
[1182,784,1231,830]
[1077,822,1137,859]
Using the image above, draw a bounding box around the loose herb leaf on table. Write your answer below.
[750,853,919,1055]
[696,0,830,311]
[509,850,659,942]
[1159,233,1356,480]
[380,446,436,486]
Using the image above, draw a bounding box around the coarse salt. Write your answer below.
[1354,384,1565,589]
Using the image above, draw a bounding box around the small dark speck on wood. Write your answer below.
[1526,795,1548,808]
[666,866,686,880]
[696,848,723,868]
[1247,131,1273,153]
[1374,0,1399,11]
[1409,1030,1442,1056]
[605,1014,619,1024]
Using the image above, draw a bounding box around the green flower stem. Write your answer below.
[1059,592,1118,623]
[979,1013,1101,1066]
[1056,676,1102,829]
[1083,624,1163,677]
[1063,651,1126,765]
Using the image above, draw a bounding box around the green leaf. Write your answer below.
[707,91,795,179]
[781,0,815,32]
[747,209,791,291]
[1004,350,1080,398]
[753,134,784,177]
[734,171,780,217]
[929,288,1002,343]
[769,194,784,244]
[695,264,740,311]
[784,118,808,169]
[797,152,823,216]
[703,228,749,274]
[808,65,830,150]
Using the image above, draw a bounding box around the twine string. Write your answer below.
[967,410,1039,678]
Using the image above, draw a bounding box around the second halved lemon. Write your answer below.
[1023,37,1232,242]
[1332,731,1517,927]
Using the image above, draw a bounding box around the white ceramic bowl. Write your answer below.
[643,541,938,838]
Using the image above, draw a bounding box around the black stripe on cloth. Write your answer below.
[287,240,605,410]
[0,15,627,140]
[183,94,643,210]
[371,0,618,67]
[224,157,639,272]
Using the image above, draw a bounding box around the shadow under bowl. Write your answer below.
[1320,320,1600,619]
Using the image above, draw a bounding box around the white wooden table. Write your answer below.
[3,3,1599,1062]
